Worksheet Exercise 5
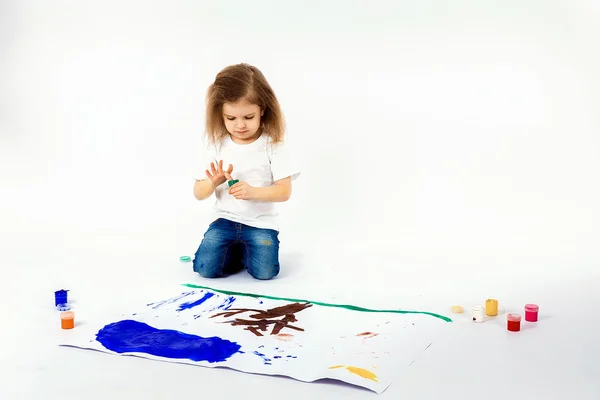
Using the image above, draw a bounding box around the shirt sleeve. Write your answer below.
[192,139,218,181]
[270,140,301,182]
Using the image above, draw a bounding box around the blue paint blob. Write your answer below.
[274,355,282,359]
[286,355,297,358]
[96,320,241,363]
[253,350,272,365]
[147,291,195,309]
[218,296,236,310]
[177,292,215,311]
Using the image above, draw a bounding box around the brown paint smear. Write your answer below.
[210,302,312,336]
[357,332,379,338]
[275,333,294,341]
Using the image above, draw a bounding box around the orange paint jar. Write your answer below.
[60,311,75,329]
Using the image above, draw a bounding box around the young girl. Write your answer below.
[192,63,300,280]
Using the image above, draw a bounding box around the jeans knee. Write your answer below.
[244,232,280,280]
[195,266,222,279]
[193,255,223,278]
[247,262,279,280]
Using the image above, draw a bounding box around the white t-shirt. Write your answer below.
[193,133,300,231]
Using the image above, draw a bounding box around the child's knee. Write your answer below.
[193,246,225,278]
[193,257,223,278]
[194,265,222,278]
[246,249,280,280]
[245,232,280,280]
[248,263,279,280]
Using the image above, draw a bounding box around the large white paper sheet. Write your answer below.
[59,284,452,394]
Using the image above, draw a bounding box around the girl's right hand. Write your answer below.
[205,160,233,187]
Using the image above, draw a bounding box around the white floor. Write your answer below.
[2,229,599,399]
[2,1,600,399]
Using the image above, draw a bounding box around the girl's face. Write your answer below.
[222,99,263,144]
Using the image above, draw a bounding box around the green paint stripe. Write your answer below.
[181,283,452,322]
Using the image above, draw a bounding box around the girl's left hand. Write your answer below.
[224,172,256,200]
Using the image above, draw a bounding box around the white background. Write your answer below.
[1,1,599,399]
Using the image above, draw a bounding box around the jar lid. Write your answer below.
[524,303,539,312]
[507,313,521,321]
[56,303,71,311]
[451,305,464,313]
[60,311,74,319]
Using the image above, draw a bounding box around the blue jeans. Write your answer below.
[193,218,280,280]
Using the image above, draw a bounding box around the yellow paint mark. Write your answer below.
[260,239,272,246]
[328,365,379,382]
[346,366,379,382]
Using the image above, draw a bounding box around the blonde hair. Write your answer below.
[205,63,285,145]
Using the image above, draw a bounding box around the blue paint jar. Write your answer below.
[55,290,68,306]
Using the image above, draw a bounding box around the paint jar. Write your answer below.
[485,299,498,316]
[60,311,75,329]
[507,313,521,332]
[524,304,539,322]
[450,305,464,314]
[55,289,68,306]
[56,303,71,311]
[472,305,484,322]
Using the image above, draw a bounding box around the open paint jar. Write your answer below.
[507,313,521,332]
[60,311,75,329]
[54,289,68,306]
